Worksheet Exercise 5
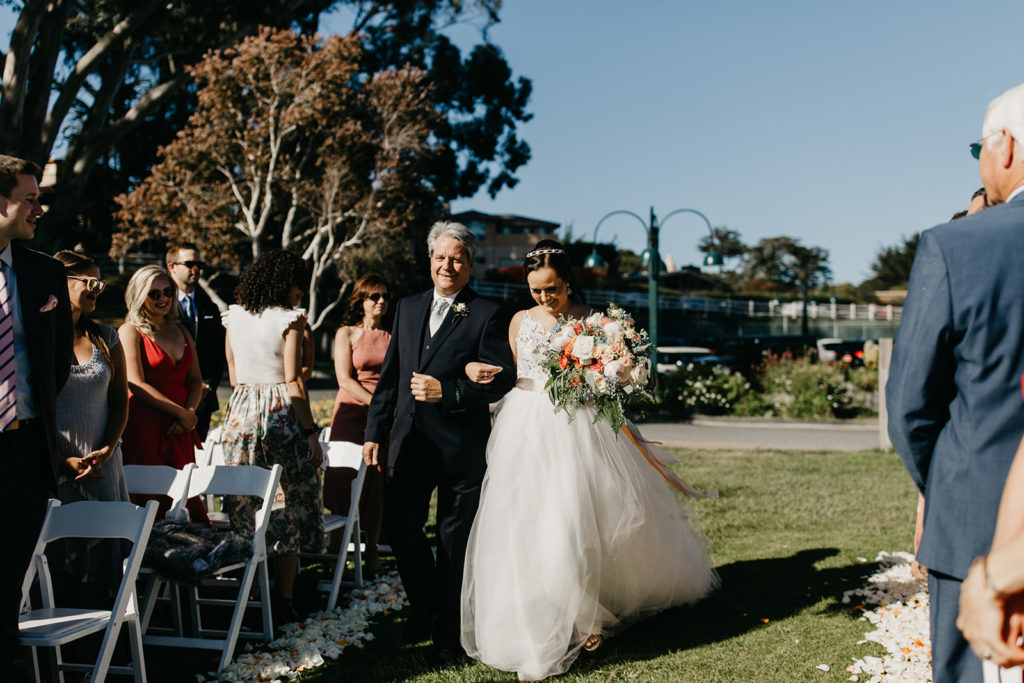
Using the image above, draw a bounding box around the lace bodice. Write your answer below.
[514,311,550,382]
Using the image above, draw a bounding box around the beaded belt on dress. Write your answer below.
[516,377,544,392]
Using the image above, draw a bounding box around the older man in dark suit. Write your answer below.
[888,82,1024,683]
[0,155,72,667]
[363,221,514,663]
[166,242,225,441]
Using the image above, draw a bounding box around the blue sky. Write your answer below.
[6,2,1024,284]
[326,0,1024,283]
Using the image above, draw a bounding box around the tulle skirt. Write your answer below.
[461,386,719,680]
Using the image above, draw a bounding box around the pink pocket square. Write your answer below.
[39,295,58,312]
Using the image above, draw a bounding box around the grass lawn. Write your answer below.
[296,446,918,682]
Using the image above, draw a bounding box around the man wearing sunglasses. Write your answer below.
[888,82,1024,683]
[166,242,225,441]
[0,155,72,666]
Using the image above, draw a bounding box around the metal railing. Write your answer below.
[470,280,902,322]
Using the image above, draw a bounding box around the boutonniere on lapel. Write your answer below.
[452,302,470,318]
[39,294,58,312]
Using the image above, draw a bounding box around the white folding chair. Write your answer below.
[140,464,282,672]
[123,465,194,521]
[19,499,159,683]
[193,429,229,528]
[303,439,367,611]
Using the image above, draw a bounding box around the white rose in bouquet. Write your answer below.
[603,359,628,384]
[630,359,650,387]
[573,335,595,363]
[550,329,574,350]
[586,312,604,327]
[603,320,624,340]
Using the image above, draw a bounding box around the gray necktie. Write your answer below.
[182,295,197,335]
[429,299,449,337]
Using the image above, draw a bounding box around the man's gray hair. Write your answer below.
[427,220,477,264]
[983,82,1024,153]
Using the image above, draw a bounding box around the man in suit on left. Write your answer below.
[166,242,225,441]
[0,155,73,669]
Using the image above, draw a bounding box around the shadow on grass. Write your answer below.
[300,548,876,681]
[573,548,874,673]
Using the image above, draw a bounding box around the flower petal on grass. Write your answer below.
[844,551,931,682]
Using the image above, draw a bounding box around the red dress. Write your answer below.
[122,330,207,523]
[324,328,390,524]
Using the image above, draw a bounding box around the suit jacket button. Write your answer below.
[425,345,430,350]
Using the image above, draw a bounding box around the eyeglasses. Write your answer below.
[367,292,390,303]
[172,260,205,270]
[147,287,175,301]
[67,275,106,293]
[970,131,1003,159]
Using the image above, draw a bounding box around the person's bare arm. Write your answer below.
[284,323,323,468]
[334,326,373,404]
[225,331,237,387]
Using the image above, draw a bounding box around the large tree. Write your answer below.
[113,28,441,330]
[0,0,335,242]
[860,233,919,292]
[739,236,831,294]
[0,0,531,250]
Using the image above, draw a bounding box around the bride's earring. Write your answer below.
[567,285,574,296]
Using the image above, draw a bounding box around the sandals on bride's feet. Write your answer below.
[583,634,603,652]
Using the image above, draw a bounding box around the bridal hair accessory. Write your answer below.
[526,248,565,258]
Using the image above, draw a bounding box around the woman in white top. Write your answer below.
[220,250,324,625]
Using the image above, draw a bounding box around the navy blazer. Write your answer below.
[364,286,514,473]
[11,245,73,490]
[178,286,226,411]
[888,192,1024,579]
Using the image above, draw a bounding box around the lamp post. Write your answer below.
[584,207,722,364]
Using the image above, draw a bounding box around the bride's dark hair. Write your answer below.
[523,239,584,303]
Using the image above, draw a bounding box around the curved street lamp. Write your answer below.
[585,207,722,363]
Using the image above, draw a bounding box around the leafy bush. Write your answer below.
[657,364,763,418]
[761,360,852,419]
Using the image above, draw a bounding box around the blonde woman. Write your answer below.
[119,264,207,522]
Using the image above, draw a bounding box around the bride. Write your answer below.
[460,240,719,681]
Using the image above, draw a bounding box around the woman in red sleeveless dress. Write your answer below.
[324,275,390,577]
[119,265,207,522]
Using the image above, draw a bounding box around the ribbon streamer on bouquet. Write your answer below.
[621,424,718,499]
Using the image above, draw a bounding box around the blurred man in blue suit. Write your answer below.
[889,82,1024,682]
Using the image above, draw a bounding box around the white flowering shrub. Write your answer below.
[761,359,852,419]
[657,363,763,417]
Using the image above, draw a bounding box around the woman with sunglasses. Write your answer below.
[119,264,208,522]
[325,274,391,577]
[49,251,131,607]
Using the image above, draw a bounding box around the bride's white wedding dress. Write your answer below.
[461,311,719,681]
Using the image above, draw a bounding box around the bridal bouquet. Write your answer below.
[543,303,655,432]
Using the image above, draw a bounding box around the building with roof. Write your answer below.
[451,210,560,268]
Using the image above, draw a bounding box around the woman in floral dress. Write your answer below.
[220,250,324,624]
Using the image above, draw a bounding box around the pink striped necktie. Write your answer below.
[0,260,15,431]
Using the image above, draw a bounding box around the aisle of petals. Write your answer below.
[197,571,408,682]
[842,551,931,682]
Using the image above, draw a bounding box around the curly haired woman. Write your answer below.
[220,250,324,625]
